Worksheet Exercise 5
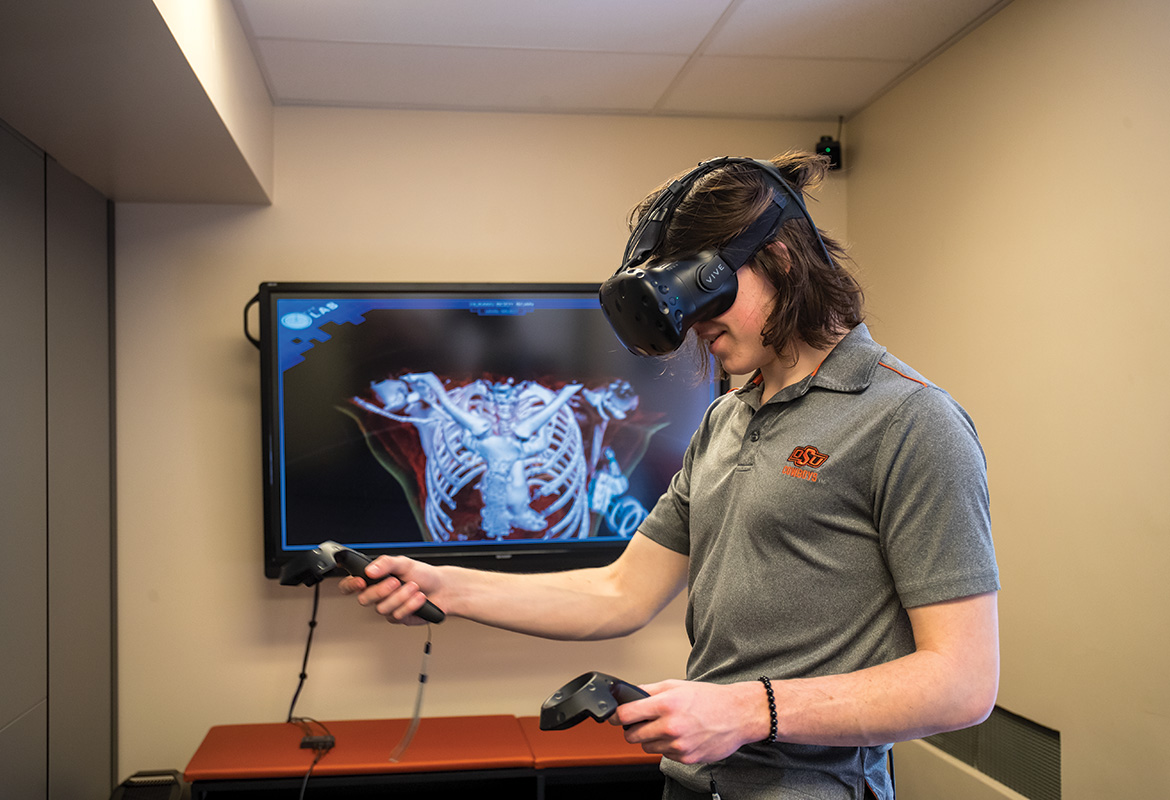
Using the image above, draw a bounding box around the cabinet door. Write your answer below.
[0,124,48,794]
[46,157,114,798]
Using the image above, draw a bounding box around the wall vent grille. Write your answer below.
[925,705,1061,800]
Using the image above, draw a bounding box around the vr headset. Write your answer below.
[599,157,832,357]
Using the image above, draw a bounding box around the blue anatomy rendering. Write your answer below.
[350,372,649,542]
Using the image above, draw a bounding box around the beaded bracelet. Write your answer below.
[758,676,778,743]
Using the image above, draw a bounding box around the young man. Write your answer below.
[342,152,1000,800]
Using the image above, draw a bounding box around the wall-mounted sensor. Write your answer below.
[817,135,842,170]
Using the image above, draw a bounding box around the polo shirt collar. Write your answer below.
[734,323,886,406]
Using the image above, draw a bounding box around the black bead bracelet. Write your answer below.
[758,676,778,743]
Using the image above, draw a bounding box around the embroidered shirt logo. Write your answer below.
[784,446,829,482]
[788,446,829,468]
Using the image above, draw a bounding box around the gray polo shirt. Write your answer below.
[639,323,999,799]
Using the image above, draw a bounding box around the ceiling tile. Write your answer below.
[237,0,731,54]
[659,54,910,119]
[707,0,1005,60]
[258,39,691,112]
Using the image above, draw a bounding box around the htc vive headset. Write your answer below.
[599,156,832,357]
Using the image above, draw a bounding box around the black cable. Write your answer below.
[288,716,333,740]
[297,742,328,800]
[288,716,334,800]
[283,584,436,794]
[285,587,335,800]
[288,716,335,754]
[287,583,321,723]
[244,292,261,349]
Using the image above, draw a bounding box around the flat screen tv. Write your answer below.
[258,282,725,579]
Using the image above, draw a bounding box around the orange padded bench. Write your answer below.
[185,714,662,798]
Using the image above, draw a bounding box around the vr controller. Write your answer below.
[539,671,648,731]
[279,540,446,624]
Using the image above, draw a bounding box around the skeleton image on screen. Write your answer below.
[348,372,656,543]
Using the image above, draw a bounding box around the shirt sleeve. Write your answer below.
[873,385,1000,608]
[636,391,738,557]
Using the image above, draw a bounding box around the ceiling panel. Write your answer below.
[238,0,731,53]
[234,0,1014,120]
[258,39,691,112]
[705,0,1006,59]
[661,55,909,119]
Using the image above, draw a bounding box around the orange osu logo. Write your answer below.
[787,446,829,469]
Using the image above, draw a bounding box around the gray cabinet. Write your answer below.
[0,120,114,799]
[0,113,50,800]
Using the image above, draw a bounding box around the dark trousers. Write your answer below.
[662,776,884,800]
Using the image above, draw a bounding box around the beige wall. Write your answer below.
[114,110,844,776]
[848,0,1170,797]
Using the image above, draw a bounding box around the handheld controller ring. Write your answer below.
[539,671,649,731]
[279,540,446,624]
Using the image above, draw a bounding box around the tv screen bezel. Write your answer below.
[257,280,724,580]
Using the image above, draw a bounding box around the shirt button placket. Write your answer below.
[738,425,762,466]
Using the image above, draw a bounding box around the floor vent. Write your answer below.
[924,705,1061,800]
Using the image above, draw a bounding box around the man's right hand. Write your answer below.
[339,555,442,625]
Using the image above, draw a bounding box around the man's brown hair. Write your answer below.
[629,151,863,369]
